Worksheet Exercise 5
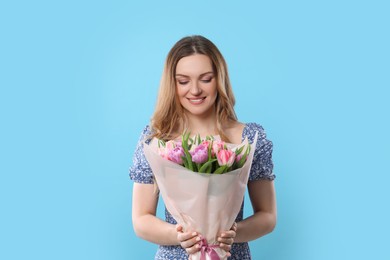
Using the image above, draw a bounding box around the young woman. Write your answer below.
[129,35,276,260]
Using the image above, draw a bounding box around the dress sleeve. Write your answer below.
[247,123,275,181]
[128,125,154,184]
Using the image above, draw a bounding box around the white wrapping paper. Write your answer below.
[143,133,258,260]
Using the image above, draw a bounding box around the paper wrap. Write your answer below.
[143,133,258,260]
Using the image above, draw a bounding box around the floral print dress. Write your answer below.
[129,122,275,260]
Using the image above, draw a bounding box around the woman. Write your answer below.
[129,35,276,259]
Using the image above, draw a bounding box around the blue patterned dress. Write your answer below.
[129,122,275,260]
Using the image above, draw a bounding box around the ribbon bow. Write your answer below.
[199,238,220,260]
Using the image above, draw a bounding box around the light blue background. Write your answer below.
[1,0,389,259]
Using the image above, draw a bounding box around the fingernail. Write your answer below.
[192,232,197,236]
[196,237,201,241]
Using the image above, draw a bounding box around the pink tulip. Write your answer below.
[158,140,184,165]
[165,140,176,150]
[201,140,211,148]
[190,144,209,164]
[158,147,169,160]
[212,140,225,156]
[217,149,235,167]
[168,147,185,165]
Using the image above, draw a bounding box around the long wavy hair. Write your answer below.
[150,35,237,141]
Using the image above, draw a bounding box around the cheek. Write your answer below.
[176,83,189,96]
[176,85,184,98]
[176,88,187,105]
[210,84,218,99]
[210,93,218,104]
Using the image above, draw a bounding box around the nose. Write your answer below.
[190,81,202,95]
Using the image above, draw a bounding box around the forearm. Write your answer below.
[234,211,276,243]
[132,183,179,246]
[133,214,179,245]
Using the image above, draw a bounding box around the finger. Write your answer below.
[181,235,201,250]
[218,237,234,245]
[231,222,237,232]
[177,231,198,243]
[185,242,201,255]
[176,224,183,232]
[220,230,236,238]
[219,243,232,252]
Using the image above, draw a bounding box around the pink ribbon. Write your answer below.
[199,238,220,260]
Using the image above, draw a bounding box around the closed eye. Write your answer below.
[178,80,189,85]
[200,77,213,83]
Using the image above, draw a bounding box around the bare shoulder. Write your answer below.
[223,121,246,144]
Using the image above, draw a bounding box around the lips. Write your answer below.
[187,97,206,104]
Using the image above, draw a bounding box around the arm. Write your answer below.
[216,180,276,248]
[132,183,202,250]
[132,183,178,245]
[217,123,276,249]
[234,179,277,243]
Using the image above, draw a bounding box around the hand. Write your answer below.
[217,222,237,257]
[176,224,201,255]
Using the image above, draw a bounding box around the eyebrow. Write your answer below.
[175,71,214,78]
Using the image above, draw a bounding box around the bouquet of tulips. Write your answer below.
[143,132,258,260]
[157,132,251,174]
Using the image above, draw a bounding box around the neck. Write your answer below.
[184,111,218,137]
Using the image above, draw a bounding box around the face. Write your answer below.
[175,54,218,118]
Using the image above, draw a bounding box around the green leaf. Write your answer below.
[208,141,213,161]
[194,163,200,172]
[237,145,251,168]
[185,150,193,171]
[158,139,166,148]
[206,163,212,173]
[199,159,217,173]
[181,132,189,150]
[214,165,227,174]
[181,132,193,171]
[235,145,244,155]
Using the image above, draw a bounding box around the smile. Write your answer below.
[187,97,206,104]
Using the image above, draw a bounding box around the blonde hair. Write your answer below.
[151,35,237,141]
